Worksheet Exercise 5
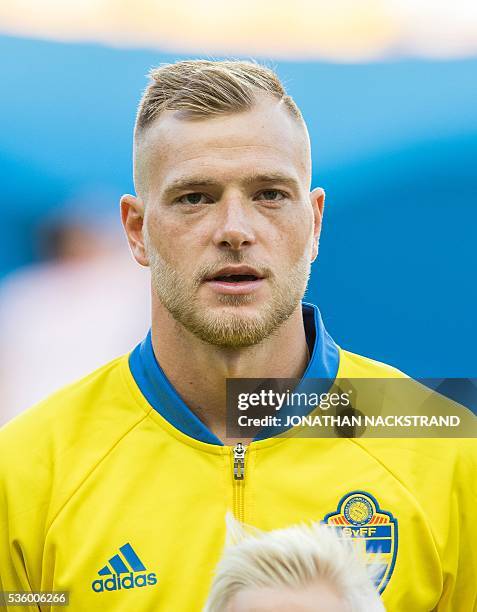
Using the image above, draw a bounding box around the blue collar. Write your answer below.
[129,302,340,446]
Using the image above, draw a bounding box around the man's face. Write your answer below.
[129,96,323,348]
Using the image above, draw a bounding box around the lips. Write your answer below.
[213,273,258,282]
[204,266,264,283]
[203,265,266,295]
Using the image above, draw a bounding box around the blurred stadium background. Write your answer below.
[0,0,476,423]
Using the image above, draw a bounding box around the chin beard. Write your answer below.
[147,245,310,348]
[176,304,296,348]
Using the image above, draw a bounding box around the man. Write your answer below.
[0,60,475,611]
[204,515,384,611]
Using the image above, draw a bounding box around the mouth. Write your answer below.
[204,266,266,295]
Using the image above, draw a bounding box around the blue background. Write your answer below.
[1,35,476,377]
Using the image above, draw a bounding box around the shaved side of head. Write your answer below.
[132,59,312,200]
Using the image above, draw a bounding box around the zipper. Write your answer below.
[232,443,247,522]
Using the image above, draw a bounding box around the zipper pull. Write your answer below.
[233,443,246,480]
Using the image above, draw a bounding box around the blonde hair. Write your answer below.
[134,59,303,136]
[204,514,385,612]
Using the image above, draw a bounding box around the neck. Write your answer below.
[150,299,309,444]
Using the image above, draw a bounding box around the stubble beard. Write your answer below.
[146,244,311,349]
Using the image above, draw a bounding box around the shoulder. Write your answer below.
[337,347,477,486]
[0,354,141,446]
[0,354,149,525]
[338,348,407,379]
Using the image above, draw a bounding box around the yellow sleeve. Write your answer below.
[0,531,39,612]
[0,415,50,612]
[0,361,143,611]
[437,439,477,611]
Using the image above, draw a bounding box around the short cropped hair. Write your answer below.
[204,515,385,612]
[134,59,303,136]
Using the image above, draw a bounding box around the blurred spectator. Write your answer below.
[0,202,149,426]
[204,514,385,612]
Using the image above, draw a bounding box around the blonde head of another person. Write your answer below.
[204,515,385,612]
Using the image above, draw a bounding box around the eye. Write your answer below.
[255,190,287,202]
[176,193,212,205]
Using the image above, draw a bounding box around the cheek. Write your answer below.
[269,207,314,263]
[146,211,203,262]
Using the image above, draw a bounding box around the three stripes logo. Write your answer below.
[91,543,157,593]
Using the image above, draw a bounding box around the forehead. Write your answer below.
[230,583,348,612]
[135,98,311,194]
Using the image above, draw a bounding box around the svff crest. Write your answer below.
[323,491,398,594]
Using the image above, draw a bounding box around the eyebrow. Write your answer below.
[163,178,222,196]
[243,173,300,188]
[162,173,300,197]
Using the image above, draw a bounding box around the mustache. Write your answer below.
[194,255,272,284]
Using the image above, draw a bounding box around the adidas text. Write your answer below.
[92,572,157,592]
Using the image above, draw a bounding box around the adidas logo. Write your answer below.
[91,543,157,593]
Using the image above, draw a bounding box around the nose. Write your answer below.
[212,194,256,251]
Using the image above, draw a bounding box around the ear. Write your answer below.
[310,187,325,262]
[120,193,149,267]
